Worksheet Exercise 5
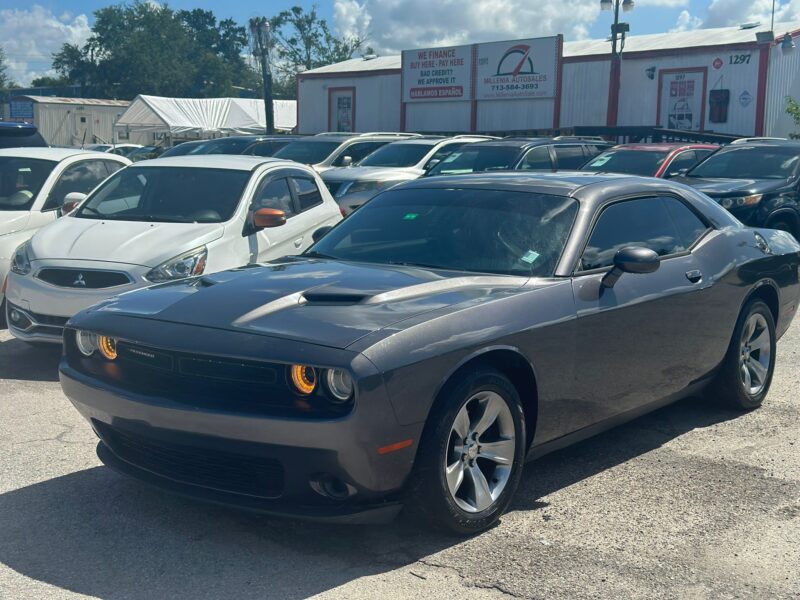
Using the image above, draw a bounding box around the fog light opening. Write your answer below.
[310,474,357,500]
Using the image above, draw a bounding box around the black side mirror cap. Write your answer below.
[601,246,660,288]
[312,226,333,243]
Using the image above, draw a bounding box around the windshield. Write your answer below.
[308,188,578,276]
[427,146,521,175]
[688,146,800,179]
[272,140,342,164]
[358,143,432,167]
[75,166,250,223]
[0,157,58,211]
[581,149,669,176]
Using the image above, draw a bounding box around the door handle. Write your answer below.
[293,237,304,248]
[685,269,702,283]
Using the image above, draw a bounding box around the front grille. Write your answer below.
[66,335,352,419]
[96,422,284,498]
[37,268,131,289]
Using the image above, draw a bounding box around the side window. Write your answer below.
[584,144,610,158]
[425,143,466,169]
[44,160,112,210]
[292,177,324,212]
[580,197,687,271]
[694,149,714,162]
[253,177,296,217]
[662,196,708,248]
[553,145,587,170]
[519,146,553,170]
[666,151,698,175]
[332,141,386,166]
[103,160,125,176]
[246,142,279,157]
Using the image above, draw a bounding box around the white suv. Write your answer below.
[0,148,131,323]
[5,155,341,343]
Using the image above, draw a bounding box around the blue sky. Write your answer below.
[1,1,794,84]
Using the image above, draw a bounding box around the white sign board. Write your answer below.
[402,45,472,102]
[658,69,707,131]
[475,37,559,100]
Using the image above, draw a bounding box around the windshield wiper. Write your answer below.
[386,260,465,271]
[303,250,338,260]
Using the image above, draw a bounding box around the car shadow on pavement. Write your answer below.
[0,336,61,382]
[0,398,740,600]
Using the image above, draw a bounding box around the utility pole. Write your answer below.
[250,17,275,135]
[601,0,634,127]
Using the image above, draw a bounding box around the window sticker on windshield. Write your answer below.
[590,155,612,167]
[403,212,419,220]
[521,250,540,264]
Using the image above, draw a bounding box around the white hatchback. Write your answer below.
[0,148,131,320]
[5,155,342,343]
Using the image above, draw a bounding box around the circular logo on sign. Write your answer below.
[713,57,723,70]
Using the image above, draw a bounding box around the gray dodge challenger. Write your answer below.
[58,172,800,534]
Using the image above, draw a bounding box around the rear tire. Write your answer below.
[768,218,799,240]
[404,368,526,535]
[708,299,776,410]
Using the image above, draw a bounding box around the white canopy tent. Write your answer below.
[114,95,297,139]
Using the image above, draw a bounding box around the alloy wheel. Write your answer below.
[739,312,772,396]
[445,391,516,513]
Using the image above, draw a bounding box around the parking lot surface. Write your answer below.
[0,323,798,600]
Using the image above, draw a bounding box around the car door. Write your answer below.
[570,195,714,429]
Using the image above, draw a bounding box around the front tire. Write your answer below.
[709,299,776,410]
[405,368,526,535]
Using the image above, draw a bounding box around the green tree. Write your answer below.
[51,1,258,99]
[258,5,370,99]
[30,75,72,88]
[0,45,15,89]
[787,96,800,139]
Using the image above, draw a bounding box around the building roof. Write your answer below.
[0,147,108,160]
[12,95,130,107]
[301,20,800,77]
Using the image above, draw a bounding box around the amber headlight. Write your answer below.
[98,336,118,360]
[290,364,317,395]
[75,330,99,356]
[324,369,354,403]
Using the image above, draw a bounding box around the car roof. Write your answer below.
[463,138,604,150]
[612,143,718,151]
[0,147,107,161]
[0,122,37,131]
[400,171,637,194]
[719,140,800,149]
[131,155,292,170]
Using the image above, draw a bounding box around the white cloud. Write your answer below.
[334,0,601,55]
[704,0,800,28]
[0,5,91,86]
[636,0,689,5]
[671,9,702,32]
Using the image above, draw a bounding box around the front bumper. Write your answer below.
[59,340,421,523]
[6,266,147,342]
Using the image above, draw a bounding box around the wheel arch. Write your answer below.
[743,280,780,326]
[765,208,800,238]
[432,346,539,448]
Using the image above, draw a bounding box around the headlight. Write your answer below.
[290,364,317,395]
[719,194,762,209]
[324,369,354,403]
[75,330,99,356]
[98,336,118,360]
[145,246,207,282]
[10,241,32,275]
[339,180,395,197]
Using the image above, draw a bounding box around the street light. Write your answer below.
[600,0,633,127]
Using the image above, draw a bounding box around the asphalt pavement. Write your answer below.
[0,324,798,599]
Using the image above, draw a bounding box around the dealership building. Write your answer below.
[297,21,800,138]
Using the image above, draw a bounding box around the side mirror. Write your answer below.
[341,156,353,167]
[424,158,441,171]
[667,168,689,179]
[601,246,660,288]
[61,192,87,216]
[312,226,333,243]
[252,208,287,230]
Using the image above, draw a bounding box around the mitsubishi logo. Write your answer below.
[72,273,87,287]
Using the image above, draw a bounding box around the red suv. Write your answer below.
[581,143,718,178]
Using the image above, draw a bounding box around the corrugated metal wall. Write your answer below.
[33,102,133,146]
[405,101,471,132]
[298,74,401,134]
[764,44,800,137]
[559,60,610,128]
[476,98,555,131]
[615,50,759,135]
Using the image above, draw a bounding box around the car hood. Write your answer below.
[321,166,424,182]
[673,176,790,197]
[0,211,31,237]
[91,258,529,349]
[29,217,226,267]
